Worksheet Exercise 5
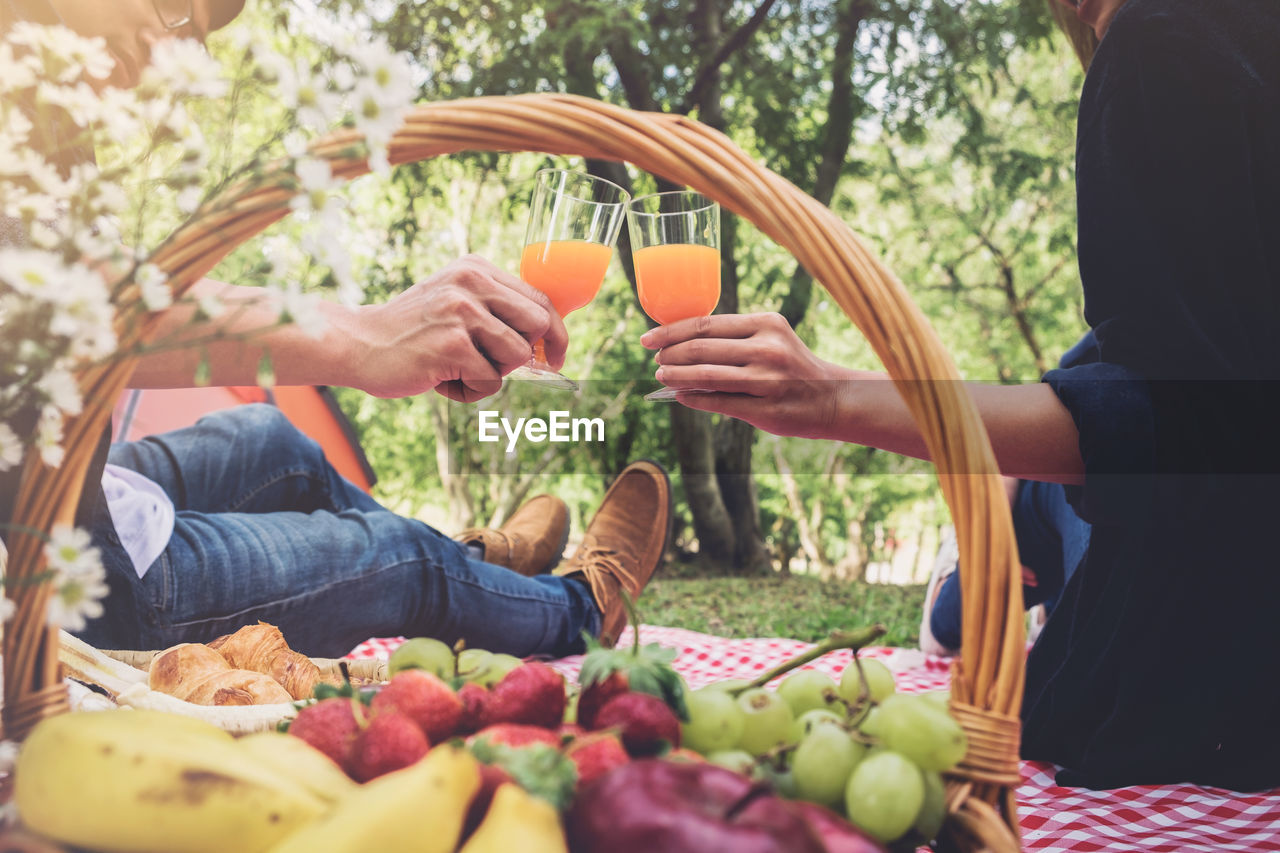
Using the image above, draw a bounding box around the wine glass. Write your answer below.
[626,189,721,402]
[509,168,630,390]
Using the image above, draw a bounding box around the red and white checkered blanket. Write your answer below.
[349,626,1280,853]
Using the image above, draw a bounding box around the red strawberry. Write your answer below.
[288,697,361,771]
[468,723,562,749]
[456,682,489,735]
[481,662,566,729]
[347,711,429,782]
[557,723,586,739]
[576,637,687,727]
[564,731,630,789]
[371,669,462,742]
[593,692,682,757]
[578,671,628,730]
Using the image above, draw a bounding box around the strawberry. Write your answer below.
[577,671,629,730]
[347,711,429,782]
[288,697,362,771]
[456,682,489,735]
[468,723,562,749]
[564,731,630,789]
[371,669,462,742]
[577,637,688,729]
[594,691,682,757]
[481,662,566,729]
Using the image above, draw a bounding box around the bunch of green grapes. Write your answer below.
[678,658,966,848]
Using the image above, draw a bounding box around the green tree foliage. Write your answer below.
[190,0,1086,579]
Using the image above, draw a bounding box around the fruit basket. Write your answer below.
[2,93,1025,851]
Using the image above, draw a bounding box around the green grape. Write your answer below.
[483,653,523,687]
[843,751,925,844]
[706,749,757,776]
[791,724,866,808]
[456,648,495,684]
[735,688,796,756]
[837,657,896,707]
[876,694,968,772]
[777,670,843,716]
[387,637,455,678]
[683,687,747,754]
[921,690,951,710]
[791,708,844,741]
[858,706,883,739]
[914,769,947,842]
[761,762,799,798]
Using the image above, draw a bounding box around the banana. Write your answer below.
[271,743,481,853]
[15,709,325,853]
[237,731,356,805]
[459,783,568,853]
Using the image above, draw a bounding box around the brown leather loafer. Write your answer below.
[457,494,570,576]
[554,460,672,647]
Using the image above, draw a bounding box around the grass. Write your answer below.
[640,575,927,649]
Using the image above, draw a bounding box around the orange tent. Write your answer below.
[111,386,377,493]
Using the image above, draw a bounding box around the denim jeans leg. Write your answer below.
[142,506,600,659]
[929,480,1093,648]
[107,404,381,515]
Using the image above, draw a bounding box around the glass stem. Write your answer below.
[532,339,549,366]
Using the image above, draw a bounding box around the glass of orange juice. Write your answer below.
[627,189,721,401]
[511,168,629,390]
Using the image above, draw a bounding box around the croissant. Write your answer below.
[207,622,324,701]
[149,643,292,706]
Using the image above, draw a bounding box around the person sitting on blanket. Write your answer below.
[640,0,1280,792]
[0,0,670,658]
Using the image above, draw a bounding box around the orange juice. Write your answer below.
[520,240,613,317]
[633,244,721,325]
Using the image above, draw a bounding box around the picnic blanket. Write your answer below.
[349,626,1280,853]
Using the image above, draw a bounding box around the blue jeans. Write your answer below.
[81,405,600,658]
[929,479,1091,650]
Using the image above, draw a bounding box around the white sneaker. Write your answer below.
[919,528,960,657]
[1027,603,1048,645]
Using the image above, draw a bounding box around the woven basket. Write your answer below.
[1,93,1025,851]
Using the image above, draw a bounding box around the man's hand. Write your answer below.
[351,255,568,402]
[641,312,857,439]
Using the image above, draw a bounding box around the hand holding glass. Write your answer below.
[627,190,721,401]
[511,169,629,390]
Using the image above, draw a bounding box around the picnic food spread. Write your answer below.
[13,628,964,852]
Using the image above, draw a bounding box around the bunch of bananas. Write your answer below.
[13,709,568,852]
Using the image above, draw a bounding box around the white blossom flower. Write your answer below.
[143,38,227,99]
[175,185,203,215]
[43,525,96,575]
[289,156,343,225]
[198,292,226,319]
[271,281,328,339]
[34,408,64,468]
[0,424,22,473]
[36,367,82,416]
[0,42,37,92]
[47,562,109,632]
[135,263,172,311]
[9,23,112,84]
[0,249,64,299]
[272,57,342,132]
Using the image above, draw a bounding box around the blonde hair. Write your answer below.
[1048,1,1100,68]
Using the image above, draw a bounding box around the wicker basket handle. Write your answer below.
[6,92,1024,851]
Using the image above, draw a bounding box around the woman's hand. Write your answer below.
[641,312,860,439]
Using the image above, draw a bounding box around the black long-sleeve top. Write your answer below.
[1022,0,1280,790]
